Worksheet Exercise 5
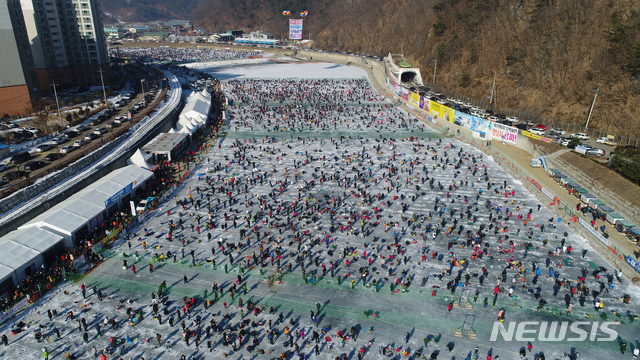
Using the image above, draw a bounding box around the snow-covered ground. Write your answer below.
[1,65,638,360]
[204,62,369,80]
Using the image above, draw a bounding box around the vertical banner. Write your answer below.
[289,19,303,40]
[410,92,420,107]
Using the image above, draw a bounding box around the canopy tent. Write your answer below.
[605,212,624,224]
[560,177,573,185]
[580,193,596,203]
[589,199,606,210]
[548,168,562,174]
[574,187,589,194]
[568,182,582,188]
[128,149,155,171]
[617,220,635,228]
[598,205,614,213]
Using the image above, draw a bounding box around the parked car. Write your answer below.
[586,148,605,157]
[596,137,617,146]
[10,151,30,163]
[136,197,156,213]
[24,160,46,171]
[44,152,64,161]
[73,139,86,147]
[113,116,125,124]
[2,170,26,181]
[549,128,566,135]
[60,145,76,154]
[536,124,548,130]
[107,121,120,129]
[0,164,7,172]
[50,137,66,145]
[529,129,546,136]
[94,127,107,135]
[75,124,88,132]
[64,130,79,138]
[559,138,571,146]
[506,116,519,123]
[571,132,589,140]
[35,144,54,152]
[84,132,99,140]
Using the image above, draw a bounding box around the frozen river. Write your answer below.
[2,63,638,360]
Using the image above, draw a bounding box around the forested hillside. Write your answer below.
[99,0,202,22]
[106,0,640,136]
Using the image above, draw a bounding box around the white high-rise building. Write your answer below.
[17,0,111,91]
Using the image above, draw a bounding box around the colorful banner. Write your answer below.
[454,111,474,128]
[419,96,430,112]
[443,107,455,123]
[470,116,492,135]
[492,122,519,145]
[626,255,640,274]
[0,297,29,324]
[430,102,443,118]
[522,131,552,143]
[401,88,409,101]
[289,19,303,40]
[579,217,611,247]
[410,92,420,107]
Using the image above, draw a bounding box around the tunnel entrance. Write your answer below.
[400,71,417,83]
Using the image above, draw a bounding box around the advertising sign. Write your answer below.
[419,96,430,112]
[401,88,409,101]
[289,19,303,40]
[430,102,443,118]
[470,117,492,135]
[492,122,519,145]
[0,297,29,324]
[579,217,611,247]
[626,255,640,274]
[443,107,455,123]
[104,182,133,208]
[410,92,420,107]
[130,201,136,216]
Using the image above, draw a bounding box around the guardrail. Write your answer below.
[0,70,182,227]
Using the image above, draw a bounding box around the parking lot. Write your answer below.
[0,65,160,187]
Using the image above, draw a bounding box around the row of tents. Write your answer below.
[547,168,639,242]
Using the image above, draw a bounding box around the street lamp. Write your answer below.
[50,80,63,127]
[140,79,146,107]
[585,85,599,133]
[99,68,108,110]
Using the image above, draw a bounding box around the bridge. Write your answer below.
[385,53,424,86]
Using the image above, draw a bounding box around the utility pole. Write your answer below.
[50,80,62,127]
[585,85,599,133]
[141,79,146,107]
[489,73,496,108]
[432,59,437,84]
[98,68,108,109]
[401,43,404,58]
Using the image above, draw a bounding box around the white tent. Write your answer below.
[0,227,65,285]
[20,166,154,247]
[127,149,155,171]
[174,90,211,135]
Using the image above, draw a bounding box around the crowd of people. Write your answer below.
[109,47,263,63]
[224,79,387,105]
[1,78,637,360]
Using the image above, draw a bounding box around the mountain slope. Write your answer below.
[190,0,640,136]
[99,0,202,22]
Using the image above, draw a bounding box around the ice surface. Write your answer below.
[2,65,637,360]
